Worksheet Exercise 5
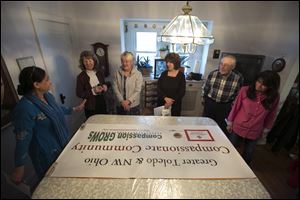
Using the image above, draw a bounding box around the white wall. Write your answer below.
[1,1,299,106]
[1,1,78,95]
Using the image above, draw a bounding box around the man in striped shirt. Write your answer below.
[203,55,243,136]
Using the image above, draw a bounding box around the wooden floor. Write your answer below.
[244,143,298,199]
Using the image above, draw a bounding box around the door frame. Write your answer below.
[28,7,78,97]
[1,54,19,130]
[28,7,85,134]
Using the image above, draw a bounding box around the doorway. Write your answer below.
[30,10,84,134]
[1,55,19,129]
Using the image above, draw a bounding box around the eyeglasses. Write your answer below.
[219,62,232,68]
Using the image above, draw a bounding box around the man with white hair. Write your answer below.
[203,55,244,136]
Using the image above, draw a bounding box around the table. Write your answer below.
[32,115,270,199]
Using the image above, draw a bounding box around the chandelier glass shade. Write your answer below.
[158,1,214,54]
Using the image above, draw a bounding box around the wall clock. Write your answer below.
[272,58,286,72]
[92,42,109,77]
[96,48,105,57]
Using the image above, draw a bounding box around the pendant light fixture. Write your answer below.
[158,1,214,54]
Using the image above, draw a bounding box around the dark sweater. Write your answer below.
[76,70,105,110]
[157,70,186,116]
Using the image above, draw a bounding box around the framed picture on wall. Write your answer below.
[16,56,35,71]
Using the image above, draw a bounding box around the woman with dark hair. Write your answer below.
[157,53,186,116]
[226,70,281,165]
[10,66,85,185]
[76,50,108,119]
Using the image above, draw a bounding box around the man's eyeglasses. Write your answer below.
[219,62,232,68]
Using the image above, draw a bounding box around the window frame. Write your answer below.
[120,18,213,75]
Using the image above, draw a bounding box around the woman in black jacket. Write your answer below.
[157,53,186,116]
[76,50,107,119]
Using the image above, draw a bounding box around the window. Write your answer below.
[120,19,213,76]
[136,32,157,52]
[136,32,157,67]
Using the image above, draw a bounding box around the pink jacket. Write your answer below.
[227,86,279,140]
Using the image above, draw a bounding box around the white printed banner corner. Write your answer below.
[50,123,256,179]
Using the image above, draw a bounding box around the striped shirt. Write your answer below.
[203,69,243,103]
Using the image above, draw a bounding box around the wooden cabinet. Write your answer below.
[141,80,158,114]
[181,81,204,116]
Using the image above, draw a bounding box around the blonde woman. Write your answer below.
[112,51,143,115]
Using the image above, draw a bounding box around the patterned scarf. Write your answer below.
[26,92,69,148]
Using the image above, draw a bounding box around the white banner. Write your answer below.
[49,123,256,179]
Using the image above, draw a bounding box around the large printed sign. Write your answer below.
[49,124,256,179]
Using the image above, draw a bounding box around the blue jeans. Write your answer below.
[228,132,258,165]
[116,105,140,115]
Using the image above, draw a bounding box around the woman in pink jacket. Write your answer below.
[226,70,280,165]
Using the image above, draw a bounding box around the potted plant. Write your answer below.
[136,55,152,76]
[179,55,190,74]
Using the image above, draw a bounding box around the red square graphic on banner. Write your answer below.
[184,129,214,141]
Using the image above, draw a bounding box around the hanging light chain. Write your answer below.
[182,1,192,15]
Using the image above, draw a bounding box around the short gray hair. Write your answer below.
[120,51,134,61]
[222,54,236,68]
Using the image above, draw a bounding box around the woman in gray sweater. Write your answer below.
[112,51,143,115]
